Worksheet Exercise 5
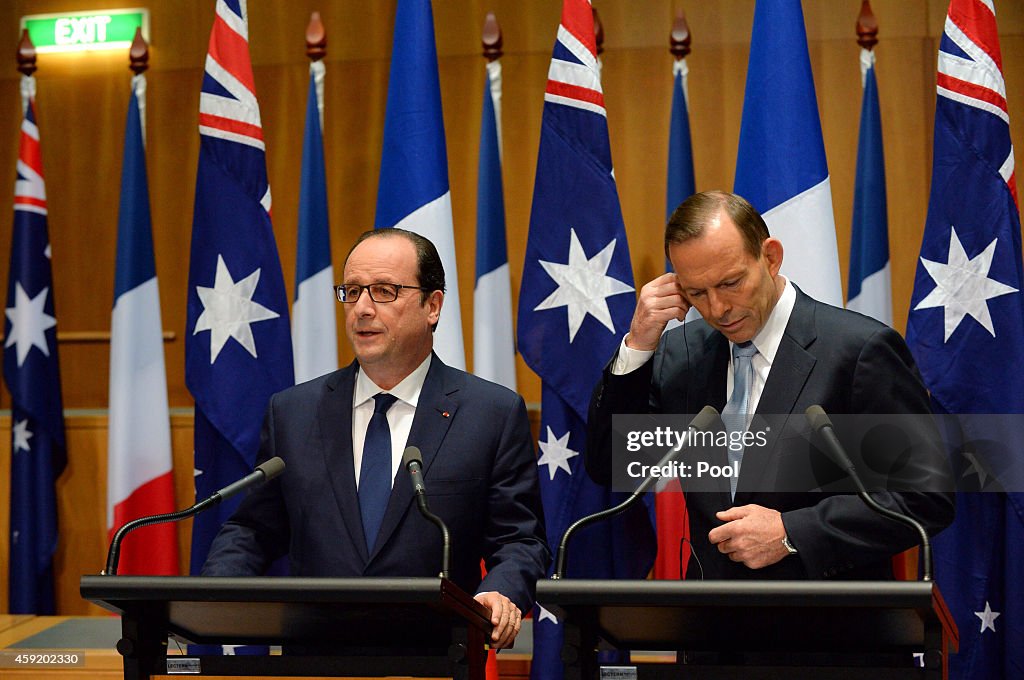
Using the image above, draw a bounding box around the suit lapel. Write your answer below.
[735,289,817,502]
[689,330,734,501]
[687,328,730,413]
[369,354,458,562]
[318,362,371,564]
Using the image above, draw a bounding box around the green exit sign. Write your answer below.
[20,9,150,53]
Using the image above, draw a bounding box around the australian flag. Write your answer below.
[906,0,1023,677]
[3,77,66,614]
[517,1,655,677]
[186,0,294,577]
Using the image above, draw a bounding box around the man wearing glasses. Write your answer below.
[203,228,549,649]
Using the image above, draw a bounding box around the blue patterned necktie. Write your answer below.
[359,393,398,552]
[722,341,758,499]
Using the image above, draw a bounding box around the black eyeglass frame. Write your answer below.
[335,282,430,304]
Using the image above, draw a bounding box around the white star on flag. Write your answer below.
[534,228,634,342]
[914,226,1018,341]
[4,282,56,366]
[537,426,579,480]
[193,255,280,363]
[536,604,558,624]
[975,601,1000,633]
[12,419,33,453]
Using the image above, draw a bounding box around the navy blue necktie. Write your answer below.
[359,393,398,552]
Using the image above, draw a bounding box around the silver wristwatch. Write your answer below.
[782,535,798,555]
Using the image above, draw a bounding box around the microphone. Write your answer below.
[104,456,286,576]
[402,446,451,579]
[805,405,933,581]
[553,405,719,579]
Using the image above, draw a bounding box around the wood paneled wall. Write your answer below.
[0,415,196,614]
[0,1,1021,613]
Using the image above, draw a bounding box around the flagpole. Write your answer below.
[292,10,338,384]
[856,0,878,51]
[847,0,893,326]
[7,28,68,614]
[306,10,326,125]
[475,9,507,659]
[129,28,147,141]
[654,7,695,581]
[17,30,35,111]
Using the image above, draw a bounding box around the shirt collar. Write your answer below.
[731,276,794,365]
[354,353,433,408]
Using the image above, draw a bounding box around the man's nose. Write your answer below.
[708,291,729,320]
[353,290,377,315]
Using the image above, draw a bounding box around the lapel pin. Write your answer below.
[441,411,450,418]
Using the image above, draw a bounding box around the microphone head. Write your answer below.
[805,405,832,432]
[691,404,720,431]
[403,446,423,469]
[256,456,286,481]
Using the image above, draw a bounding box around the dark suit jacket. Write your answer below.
[203,354,550,613]
[587,287,954,580]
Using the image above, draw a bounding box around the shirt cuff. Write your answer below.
[611,336,655,375]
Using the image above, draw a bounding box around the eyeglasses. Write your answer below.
[335,282,429,304]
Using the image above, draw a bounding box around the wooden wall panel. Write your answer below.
[0,1,1022,614]
[1,415,196,615]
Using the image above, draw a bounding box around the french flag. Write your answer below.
[292,57,338,384]
[847,46,892,325]
[734,0,843,306]
[473,55,516,390]
[375,0,464,368]
[107,72,178,575]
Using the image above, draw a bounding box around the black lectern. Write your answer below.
[80,576,492,680]
[537,579,958,680]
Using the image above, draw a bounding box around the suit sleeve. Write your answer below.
[585,356,657,486]
[201,395,291,576]
[781,326,955,578]
[477,394,551,613]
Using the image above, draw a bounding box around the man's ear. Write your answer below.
[426,290,444,325]
[762,237,784,276]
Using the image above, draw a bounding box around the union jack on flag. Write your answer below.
[197,1,266,155]
[906,0,1023,677]
[185,0,293,587]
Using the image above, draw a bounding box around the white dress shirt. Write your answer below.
[352,354,432,489]
[613,278,796,414]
